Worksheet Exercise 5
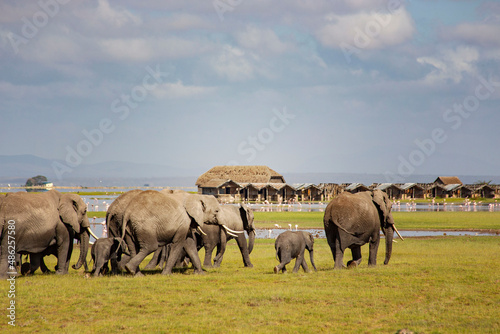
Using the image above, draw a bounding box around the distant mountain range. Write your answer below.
[0,155,198,187]
[0,154,498,188]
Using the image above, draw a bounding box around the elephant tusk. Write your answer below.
[87,227,99,240]
[392,224,404,241]
[222,225,245,234]
[197,226,207,236]
[226,231,239,238]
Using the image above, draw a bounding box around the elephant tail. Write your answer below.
[116,211,129,256]
[333,220,357,236]
[275,246,280,262]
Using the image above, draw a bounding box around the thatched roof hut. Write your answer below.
[196,166,286,186]
[434,176,463,185]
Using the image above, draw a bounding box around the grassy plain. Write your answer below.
[1,237,499,333]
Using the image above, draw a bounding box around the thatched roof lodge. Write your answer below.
[434,176,463,185]
[196,166,294,202]
[195,168,499,201]
[196,166,285,185]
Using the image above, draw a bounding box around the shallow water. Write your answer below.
[253,228,499,239]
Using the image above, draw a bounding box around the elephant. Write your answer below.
[323,189,404,270]
[106,189,143,239]
[105,189,143,270]
[90,237,126,277]
[119,190,221,276]
[274,231,317,274]
[0,190,91,277]
[199,203,255,268]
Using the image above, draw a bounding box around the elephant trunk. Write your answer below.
[247,230,256,254]
[309,249,317,271]
[384,224,394,265]
[73,228,90,271]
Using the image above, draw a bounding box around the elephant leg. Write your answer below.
[368,237,380,266]
[300,255,310,273]
[213,231,227,268]
[347,246,362,268]
[157,246,167,269]
[21,262,31,275]
[118,233,136,270]
[40,256,51,273]
[162,241,184,275]
[93,259,105,277]
[274,253,291,274]
[93,250,110,277]
[183,237,203,274]
[54,223,71,275]
[102,262,110,275]
[331,235,345,270]
[236,235,253,268]
[124,238,157,276]
[175,248,189,268]
[109,252,120,274]
[203,243,216,268]
[29,254,42,274]
[144,247,163,270]
[292,252,305,273]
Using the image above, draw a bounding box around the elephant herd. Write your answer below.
[0,188,403,278]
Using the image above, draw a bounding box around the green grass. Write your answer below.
[87,211,106,219]
[1,237,499,333]
[254,211,500,231]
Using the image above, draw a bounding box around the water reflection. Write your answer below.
[391,199,500,212]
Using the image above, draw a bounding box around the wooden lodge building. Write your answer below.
[196,166,298,202]
[197,167,500,201]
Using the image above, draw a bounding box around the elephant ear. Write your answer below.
[184,195,205,225]
[371,190,390,224]
[306,233,314,250]
[59,195,80,233]
[239,203,250,230]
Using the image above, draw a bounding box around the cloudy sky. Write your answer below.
[0,0,499,181]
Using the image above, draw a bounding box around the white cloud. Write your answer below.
[211,45,255,82]
[98,36,211,61]
[152,81,215,99]
[417,46,479,85]
[161,13,212,31]
[443,23,500,48]
[99,38,153,62]
[95,0,142,28]
[234,25,292,55]
[315,8,415,50]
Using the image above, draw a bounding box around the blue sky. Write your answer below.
[0,0,499,181]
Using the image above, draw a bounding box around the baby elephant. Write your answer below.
[91,237,126,277]
[274,231,317,274]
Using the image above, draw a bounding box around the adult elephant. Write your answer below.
[323,190,403,269]
[0,190,91,277]
[120,190,221,276]
[106,189,143,238]
[106,189,143,270]
[201,203,255,268]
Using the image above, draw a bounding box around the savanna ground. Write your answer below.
[1,209,499,333]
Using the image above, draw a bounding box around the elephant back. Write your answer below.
[106,190,143,237]
[1,191,59,224]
